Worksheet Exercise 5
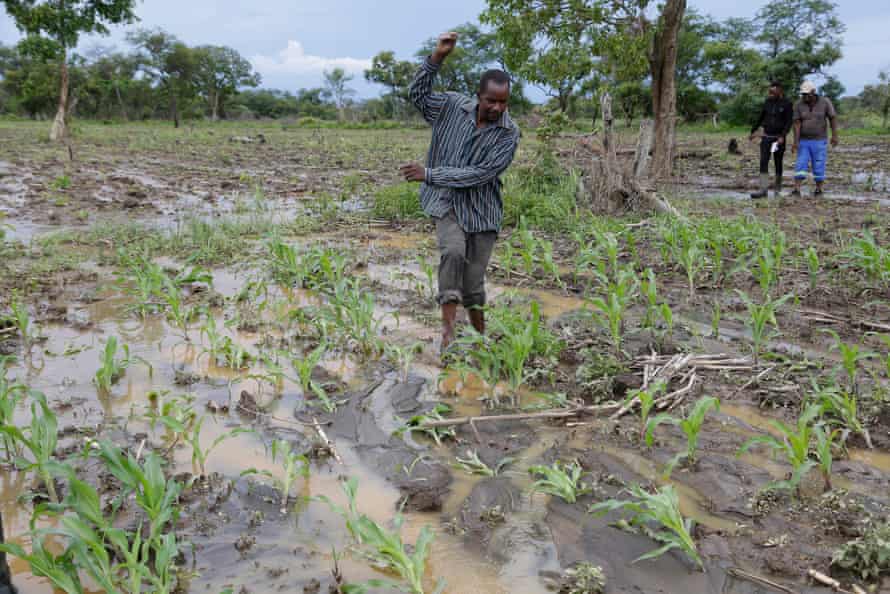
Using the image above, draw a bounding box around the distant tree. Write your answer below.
[483,0,687,178]
[294,87,336,120]
[754,0,845,92]
[81,47,141,120]
[128,28,197,127]
[323,67,355,121]
[364,51,414,118]
[416,23,501,97]
[859,69,890,128]
[193,45,260,120]
[1,0,138,140]
[819,76,845,108]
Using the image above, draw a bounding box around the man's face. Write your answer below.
[804,92,817,105]
[478,82,510,123]
[767,85,781,99]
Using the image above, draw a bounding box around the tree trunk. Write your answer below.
[171,92,180,128]
[115,83,128,121]
[50,50,69,142]
[649,0,686,180]
[211,90,219,121]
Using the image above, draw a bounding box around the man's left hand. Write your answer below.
[831,136,839,147]
[400,163,426,182]
[777,137,785,145]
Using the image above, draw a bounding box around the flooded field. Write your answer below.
[1,120,889,593]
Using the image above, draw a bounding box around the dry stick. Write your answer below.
[726,568,797,594]
[807,569,854,594]
[235,402,329,428]
[732,365,776,397]
[0,327,17,336]
[418,404,621,429]
[312,416,342,464]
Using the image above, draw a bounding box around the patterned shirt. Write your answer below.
[409,58,520,233]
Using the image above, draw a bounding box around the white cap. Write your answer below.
[799,80,817,95]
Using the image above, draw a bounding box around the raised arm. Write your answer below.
[425,130,519,189]
[409,32,457,124]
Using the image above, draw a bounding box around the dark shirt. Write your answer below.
[409,58,521,233]
[793,96,837,141]
[751,97,793,138]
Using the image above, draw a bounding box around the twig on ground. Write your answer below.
[313,416,342,464]
[418,403,621,429]
[732,365,776,397]
[726,567,796,594]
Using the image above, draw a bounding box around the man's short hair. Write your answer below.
[478,69,511,95]
[769,80,783,90]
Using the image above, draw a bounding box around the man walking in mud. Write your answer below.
[400,31,520,353]
[791,80,839,197]
[749,81,792,198]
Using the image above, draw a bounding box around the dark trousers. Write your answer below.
[759,136,786,177]
[434,210,497,308]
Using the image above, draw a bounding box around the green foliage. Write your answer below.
[585,266,638,356]
[94,336,149,394]
[558,563,606,594]
[449,301,563,405]
[185,414,251,476]
[453,449,513,477]
[0,357,26,459]
[646,396,720,475]
[625,380,666,443]
[839,230,890,286]
[0,391,59,501]
[529,460,590,504]
[371,182,424,221]
[736,290,792,363]
[832,521,890,582]
[244,439,309,512]
[737,403,821,495]
[589,484,703,570]
[813,423,840,492]
[502,166,579,232]
[398,403,456,446]
[317,477,444,594]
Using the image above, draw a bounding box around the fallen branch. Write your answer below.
[807,569,856,594]
[418,403,621,429]
[732,365,776,397]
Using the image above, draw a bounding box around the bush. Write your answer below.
[372,183,424,220]
[502,166,579,232]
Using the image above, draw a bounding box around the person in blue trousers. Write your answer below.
[791,80,839,197]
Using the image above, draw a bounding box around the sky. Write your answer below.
[1,0,888,100]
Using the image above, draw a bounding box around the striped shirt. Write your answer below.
[409,58,520,233]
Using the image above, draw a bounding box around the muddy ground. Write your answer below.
[1,120,889,594]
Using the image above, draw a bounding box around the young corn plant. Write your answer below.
[810,378,871,448]
[736,290,792,364]
[8,297,39,348]
[385,342,425,383]
[316,477,444,594]
[453,449,513,477]
[414,254,437,300]
[586,267,638,356]
[94,336,151,394]
[589,484,703,570]
[674,230,706,300]
[398,404,456,446]
[160,276,198,341]
[823,330,875,394]
[804,247,820,291]
[645,396,720,476]
[0,392,59,502]
[624,380,667,444]
[737,403,821,496]
[0,359,26,459]
[244,439,310,513]
[813,423,840,493]
[186,415,252,477]
[529,460,591,504]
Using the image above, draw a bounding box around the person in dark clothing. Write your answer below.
[0,512,16,594]
[749,81,793,198]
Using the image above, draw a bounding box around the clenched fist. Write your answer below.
[431,31,458,65]
[399,163,426,182]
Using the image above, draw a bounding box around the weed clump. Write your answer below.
[372,182,424,220]
[832,521,890,582]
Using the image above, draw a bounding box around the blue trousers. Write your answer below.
[794,139,827,182]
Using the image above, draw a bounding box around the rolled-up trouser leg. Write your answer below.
[435,211,466,305]
[794,140,813,181]
[462,230,497,309]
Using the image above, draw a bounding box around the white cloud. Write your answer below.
[251,40,371,75]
